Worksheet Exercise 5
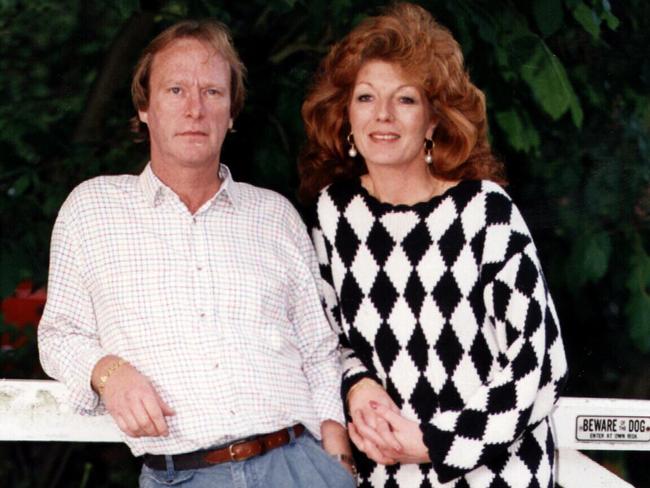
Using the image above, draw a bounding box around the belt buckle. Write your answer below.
[228,439,253,462]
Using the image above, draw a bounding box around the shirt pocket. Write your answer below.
[91,229,186,320]
[100,265,180,321]
[218,267,292,348]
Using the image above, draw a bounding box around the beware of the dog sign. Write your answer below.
[576,415,650,442]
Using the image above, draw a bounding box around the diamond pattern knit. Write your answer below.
[311,179,568,488]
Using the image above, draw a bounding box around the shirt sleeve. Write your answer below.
[310,195,382,402]
[421,189,568,483]
[38,195,107,415]
[284,205,346,426]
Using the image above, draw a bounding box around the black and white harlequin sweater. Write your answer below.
[311,179,568,488]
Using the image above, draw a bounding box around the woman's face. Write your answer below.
[348,60,435,171]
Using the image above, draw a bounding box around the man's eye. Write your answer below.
[169,87,181,94]
[206,88,220,96]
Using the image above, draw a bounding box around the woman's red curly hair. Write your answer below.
[298,2,506,203]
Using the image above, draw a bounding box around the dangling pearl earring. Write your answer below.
[424,138,435,164]
[347,133,358,158]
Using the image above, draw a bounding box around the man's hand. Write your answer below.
[368,402,430,464]
[321,419,356,476]
[346,378,403,464]
[92,355,175,438]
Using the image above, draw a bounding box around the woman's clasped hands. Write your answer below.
[347,378,431,465]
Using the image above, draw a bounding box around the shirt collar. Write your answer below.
[138,162,241,211]
[217,163,241,210]
[138,163,164,207]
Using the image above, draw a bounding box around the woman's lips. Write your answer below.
[369,132,400,141]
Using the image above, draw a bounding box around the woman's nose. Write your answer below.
[375,99,394,122]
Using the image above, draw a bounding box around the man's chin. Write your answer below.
[171,150,220,168]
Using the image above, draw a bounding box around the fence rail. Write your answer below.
[1,379,647,487]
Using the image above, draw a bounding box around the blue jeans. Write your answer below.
[139,432,356,488]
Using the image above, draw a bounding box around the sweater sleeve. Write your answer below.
[310,192,382,400]
[421,187,568,483]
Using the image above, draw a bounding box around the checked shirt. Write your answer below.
[39,164,344,456]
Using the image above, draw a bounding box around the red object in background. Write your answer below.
[1,280,47,350]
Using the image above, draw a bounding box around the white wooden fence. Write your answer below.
[1,379,648,487]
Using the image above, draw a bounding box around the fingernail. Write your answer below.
[369,401,378,409]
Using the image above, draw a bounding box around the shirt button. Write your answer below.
[192,217,197,224]
[214,363,219,369]
[199,312,205,318]
[229,410,235,416]
[196,266,202,271]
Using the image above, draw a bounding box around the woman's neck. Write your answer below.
[361,165,455,205]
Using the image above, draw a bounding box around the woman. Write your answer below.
[299,3,568,488]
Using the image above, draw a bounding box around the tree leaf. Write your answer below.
[573,2,601,39]
[11,174,31,196]
[603,11,620,30]
[625,244,650,351]
[582,231,612,281]
[627,292,650,352]
[495,109,540,152]
[533,0,563,37]
[569,90,584,127]
[568,230,612,286]
[626,241,650,294]
[520,39,581,123]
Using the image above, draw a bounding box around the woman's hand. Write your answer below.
[346,378,403,464]
[369,401,431,464]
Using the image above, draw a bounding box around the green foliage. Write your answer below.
[626,240,650,351]
[0,0,648,485]
[533,0,564,37]
[573,1,602,39]
[567,230,612,286]
[495,108,541,153]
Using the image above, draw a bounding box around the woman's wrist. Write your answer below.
[346,377,380,406]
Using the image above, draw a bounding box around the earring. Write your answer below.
[424,138,435,164]
[347,133,358,158]
[228,119,236,133]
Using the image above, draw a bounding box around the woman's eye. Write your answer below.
[399,96,416,104]
[169,87,181,95]
[356,94,373,102]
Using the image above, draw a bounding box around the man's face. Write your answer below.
[139,38,232,170]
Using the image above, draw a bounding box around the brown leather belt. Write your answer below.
[143,424,305,471]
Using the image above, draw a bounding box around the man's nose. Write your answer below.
[185,89,204,118]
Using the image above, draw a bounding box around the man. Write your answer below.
[38,19,355,487]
